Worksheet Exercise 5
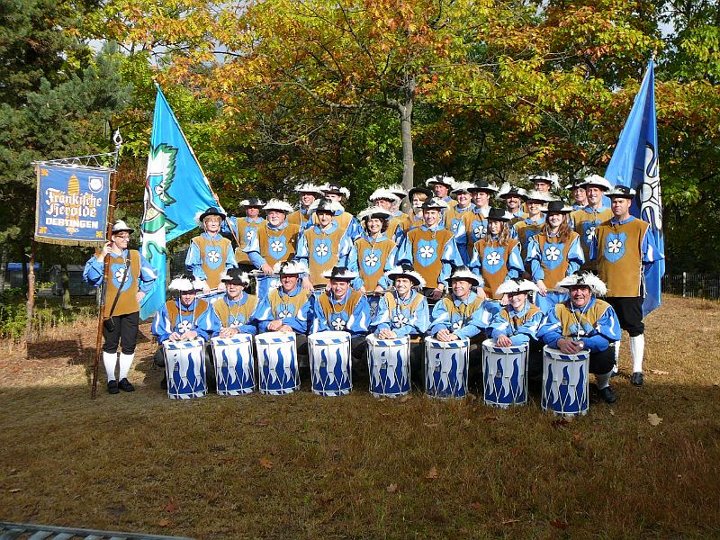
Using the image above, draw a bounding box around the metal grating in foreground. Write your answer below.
[0,522,195,540]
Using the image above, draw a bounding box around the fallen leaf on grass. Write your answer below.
[551,418,571,429]
[469,502,483,512]
[649,369,669,375]
[550,519,569,529]
[254,418,270,427]
[463,418,471,426]
[9,488,21,493]
[426,466,439,479]
[399,394,412,403]
[648,413,663,426]
[157,518,171,528]
[423,422,439,428]
[609,409,615,416]
[164,499,178,513]
[259,457,274,469]
[502,518,520,525]
[482,414,498,423]
[386,483,398,493]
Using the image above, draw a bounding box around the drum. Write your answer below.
[210,333,255,396]
[541,346,590,416]
[163,339,207,399]
[366,334,411,398]
[255,332,300,395]
[308,331,352,396]
[481,339,528,408]
[425,337,470,399]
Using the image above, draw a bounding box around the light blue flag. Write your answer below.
[605,59,665,316]
[139,85,219,320]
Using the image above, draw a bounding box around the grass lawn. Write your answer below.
[0,295,719,539]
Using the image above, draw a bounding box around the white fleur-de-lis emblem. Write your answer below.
[392,314,410,327]
[474,225,485,238]
[114,267,128,282]
[270,240,283,252]
[207,250,221,263]
[419,245,435,259]
[315,243,329,257]
[331,317,346,331]
[177,319,193,333]
[364,253,379,267]
[608,238,623,254]
[545,246,561,261]
[486,251,502,265]
[245,229,255,242]
[585,226,596,242]
[277,309,292,319]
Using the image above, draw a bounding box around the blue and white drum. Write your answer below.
[541,345,590,416]
[210,333,255,396]
[425,337,470,399]
[163,339,207,400]
[255,332,299,395]
[481,339,528,408]
[366,334,410,398]
[308,331,352,396]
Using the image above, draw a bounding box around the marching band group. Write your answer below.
[84,172,661,409]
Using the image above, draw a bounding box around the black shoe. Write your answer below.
[160,376,167,390]
[630,372,644,386]
[118,378,135,392]
[599,385,617,404]
[107,380,119,394]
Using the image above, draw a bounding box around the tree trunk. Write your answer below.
[399,97,414,193]
[61,263,71,310]
[0,245,6,292]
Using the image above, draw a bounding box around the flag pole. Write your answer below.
[91,130,123,399]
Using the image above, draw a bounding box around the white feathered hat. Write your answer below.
[294,183,325,197]
[496,279,539,296]
[556,272,608,296]
[528,171,560,188]
[369,187,400,202]
[525,189,558,203]
[272,260,308,276]
[386,264,426,288]
[321,183,351,199]
[385,183,407,200]
[425,175,456,189]
[497,183,528,200]
[310,198,344,215]
[448,266,484,287]
[580,174,612,191]
[263,199,294,213]
[357,206,392,222]
[169,274,204,292]
[322,266,359,280]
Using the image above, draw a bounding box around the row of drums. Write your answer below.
[163,331,592,416]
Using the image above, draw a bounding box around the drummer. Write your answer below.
[185,206,236,294]
[538,273,621,403]
[295,198,355,290]
[311,266,370,372]
[371,264,430,383]
[488,279,545,378]
[348,206,397,296]
[252,260,312,337]
[151,274,219,388]
[429,266,493,343]
[288,182,324,230]
[397,197,463,301]
[468,207,524,299]
[244,198,300,298]
[224,198,265,273]
[213,268,258,337]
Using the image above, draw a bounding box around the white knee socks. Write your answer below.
[119,353,134,380]
[630,334,645,373]
[103,352,117,381]
[612,340,620,373]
